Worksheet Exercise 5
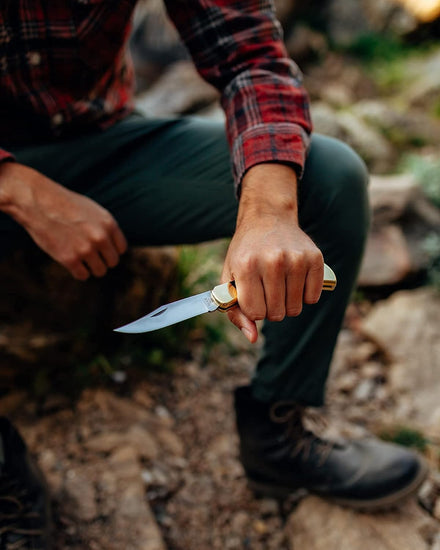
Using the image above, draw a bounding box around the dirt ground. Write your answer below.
[2,298,432,550]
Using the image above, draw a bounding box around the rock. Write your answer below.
[130,0,189,91]
[126,425,160,460]
[353,378,375,402]
[310,103,395,172]
[352,101,440,149]
[325,0,418,46]
[358,174,440,286]
[155,427,185,456]
[359,224,412,286]
[108,446,167,550]
[362,0,419,36]
[337,111,395,172]
[310,102,345,139]
[285,24,328,64]
[368,174,420,225]
[135,60,219,117]
[62,469,98,522]
[325,0,371,46]
[402,50,440,111]
[361,288,440,429]
[286,496,435,549]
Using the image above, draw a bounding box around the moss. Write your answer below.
[379,426,428,453]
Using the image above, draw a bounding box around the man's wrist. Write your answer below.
[239,162,299,221]
[0,161,34,220]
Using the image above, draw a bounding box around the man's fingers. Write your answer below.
[69,261,90,281]
[263,261,286,321]
[234,274,266,322]
[304,262,324,304]
[112,225,128,255]
[227,307,258,343]
[285,267,306,317]
[99,239,121,269]
[84,251,108,278]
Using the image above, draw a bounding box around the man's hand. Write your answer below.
[0,162,127,280]
[221,163,323,343]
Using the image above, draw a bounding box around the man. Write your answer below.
[0,1,427,548]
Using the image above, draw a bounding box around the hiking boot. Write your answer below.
[0,418,51,549]
[234,386,428,509]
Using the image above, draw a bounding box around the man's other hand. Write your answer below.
[221,163,323,343]
[0,162,127,280]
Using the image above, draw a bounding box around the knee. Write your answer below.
[339,144,370,243]
[303,135,371,257]
[323,138,371,248]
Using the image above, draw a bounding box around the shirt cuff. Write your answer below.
[231,122,311,193]
[0,149,15,163]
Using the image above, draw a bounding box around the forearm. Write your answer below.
[238,163,299,224]
[0,162,127,280]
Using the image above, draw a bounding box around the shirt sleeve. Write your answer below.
[164,0,312,190]
[0,149,15,163]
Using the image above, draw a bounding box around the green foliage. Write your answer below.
[400,154,440,208]
[379,425,428,453]
[177,242,227,295]
[433,98,440,119]
[346,33,410,64]
[346,34,435,94]
[399,154,440,291]
[176,241,234,356]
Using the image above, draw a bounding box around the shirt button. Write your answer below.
[28,52,41,66]
[52,113,64,126]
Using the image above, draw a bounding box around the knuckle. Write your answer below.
[91,230,108,246]
[268,250,286,270]
[239,254,258,274]
[309,250,324,269]
[61,253,77,268]
[77,243,93,258]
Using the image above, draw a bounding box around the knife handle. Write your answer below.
[211,263,337,312]
[211,281,237,311]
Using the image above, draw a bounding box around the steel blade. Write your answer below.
[114,290,218,333]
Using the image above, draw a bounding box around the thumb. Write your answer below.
[227,307,258,343]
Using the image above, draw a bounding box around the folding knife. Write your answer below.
[114,264,337,334]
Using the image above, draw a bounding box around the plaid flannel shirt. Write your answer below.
[0,0,312,187]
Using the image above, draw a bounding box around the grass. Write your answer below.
[379,425,429,453]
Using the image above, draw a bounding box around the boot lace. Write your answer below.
[0,475,45,550]
[269,402,337,466]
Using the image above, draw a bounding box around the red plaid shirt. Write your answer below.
[0,0,312,186]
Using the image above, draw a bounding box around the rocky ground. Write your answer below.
[2,289,440,550]
[1,1,440,548]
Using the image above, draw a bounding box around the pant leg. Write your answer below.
[5,115,369,406]
[7,114,239,246]
[252,135,370,406]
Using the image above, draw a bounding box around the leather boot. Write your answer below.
[0,418,52,549]
[234,386,428,509]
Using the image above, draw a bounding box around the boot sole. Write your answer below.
[248,458,429,511]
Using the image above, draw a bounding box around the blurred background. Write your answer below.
[1,1,440,549]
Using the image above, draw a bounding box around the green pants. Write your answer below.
[0,113,369,406]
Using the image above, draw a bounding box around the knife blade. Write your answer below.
[114,263,337,334]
